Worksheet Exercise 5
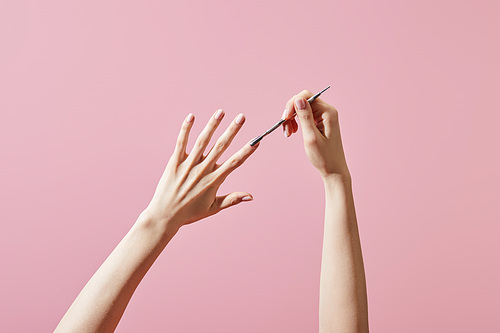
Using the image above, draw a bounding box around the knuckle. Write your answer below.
[215,141,225,152]
[304,134,318,145]
[300,89,312,96]
[191,165,204,178]
[325,105,339,122]
[286,94,299,106]
[229,197,239,206]
[230,158,240,169]
[331,108,339,120]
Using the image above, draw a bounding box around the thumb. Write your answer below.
[294,97,318,142]
[212,192,253,212]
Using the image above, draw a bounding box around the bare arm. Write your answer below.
[55,110,258,332]
[54,214,177,332]
[283,91,369,332]
[320,176,368,332]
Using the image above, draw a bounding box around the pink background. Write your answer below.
[1,0,499,332]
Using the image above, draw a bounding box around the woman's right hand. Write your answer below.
[282,90,351,182]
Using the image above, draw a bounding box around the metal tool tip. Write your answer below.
[320,85,331,94]
[249,136,262,146]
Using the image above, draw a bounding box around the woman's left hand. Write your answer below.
[142,109,259,233]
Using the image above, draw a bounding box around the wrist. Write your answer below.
[321,172,352,187]
[322,174,356,223]
[136,210,180,243]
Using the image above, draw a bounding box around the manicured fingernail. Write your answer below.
[186,113,194,122]
[235,113,245,125]
[295,98,306,110]
[241,195,253,201]
[214,109,224,120]
[282,109,287,120]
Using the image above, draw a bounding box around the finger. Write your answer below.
[172,113,195,164]
[286,121,293,137]
[282,102,297,137]
[216,141,259,179]
[188,109,225,163]
[284,95,297,119]
[284,90,314,115]
[315,100,339,138]
[283,109,298,136]
[294,96,320,142]
[204,113,246,166]
[291,119,298,133]
[282,90,314,137]
[210,192,253,214]
[282,108,292,137]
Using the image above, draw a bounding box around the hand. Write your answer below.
[282,90,351,181]
[142,110,259,232]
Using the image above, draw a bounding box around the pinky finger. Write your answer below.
[172,113,194,164]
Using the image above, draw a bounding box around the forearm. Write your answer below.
[319,175,368,333]
[55,214,177,332]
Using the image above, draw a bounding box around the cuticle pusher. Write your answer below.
[249,85,331,146]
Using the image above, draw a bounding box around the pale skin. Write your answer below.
[55,91,368,332]
[283,91,369,333]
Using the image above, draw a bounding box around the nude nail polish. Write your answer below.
[235,113,245,125]
[214,109,224,120]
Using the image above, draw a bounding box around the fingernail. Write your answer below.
[241,195,253,201]
[214,109,224,120]
[295,98,306,110]
[282,109,288,120]
[186,113,194,122]
[235,113,245,125]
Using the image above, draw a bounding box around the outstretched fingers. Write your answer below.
[187,109,225,164]
[203,113,246,167]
